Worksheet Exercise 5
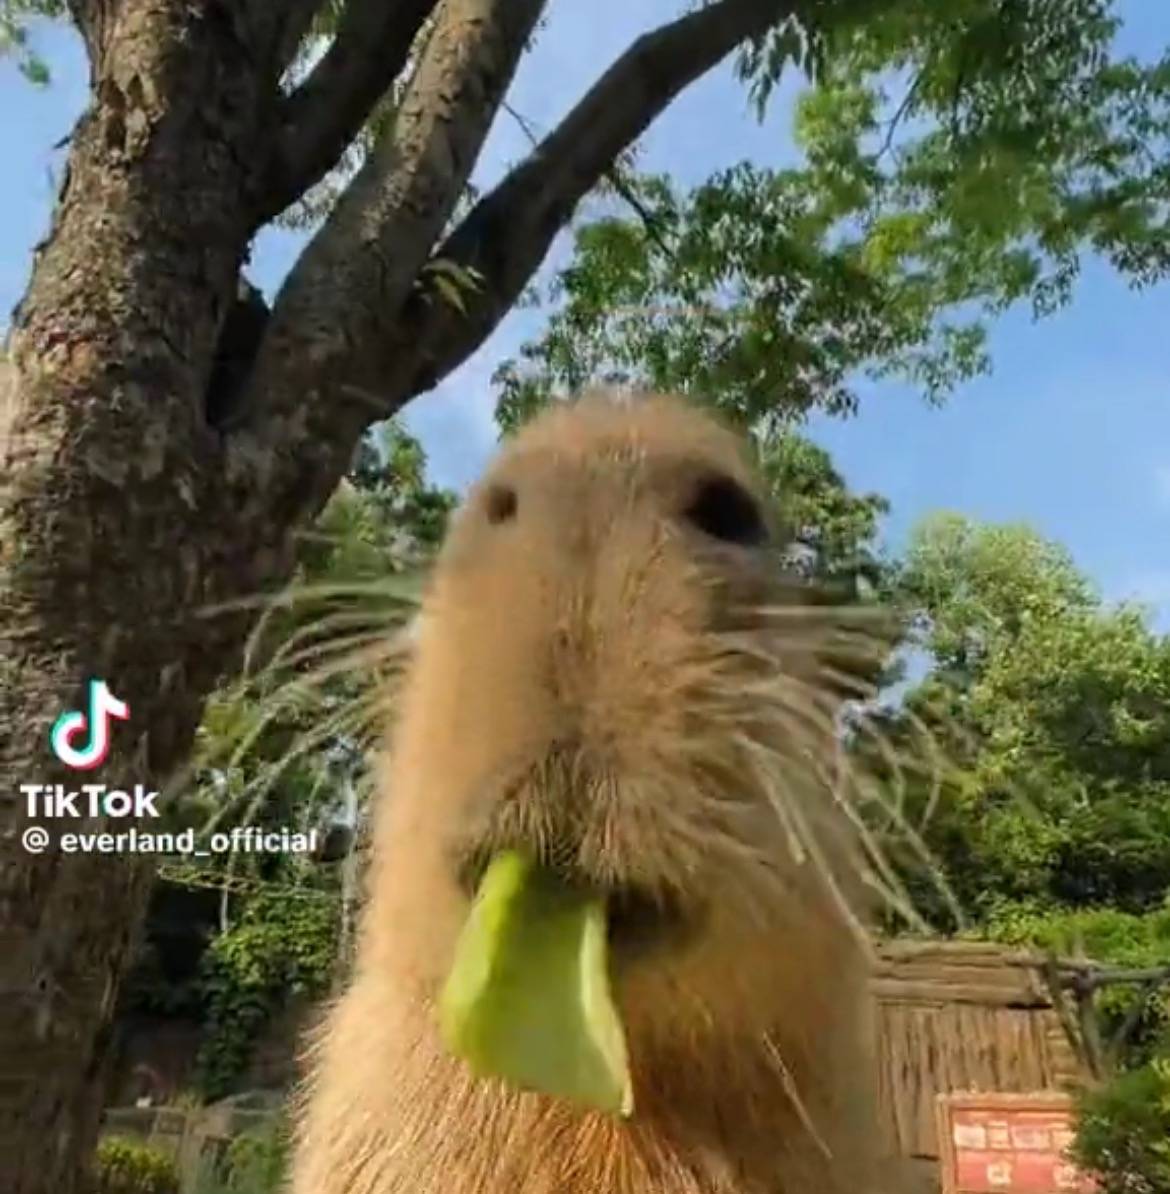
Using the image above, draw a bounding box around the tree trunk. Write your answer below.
[0,5,276,1190]
[0,1,796,1189]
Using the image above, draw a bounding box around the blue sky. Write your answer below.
[2,3,1168,630]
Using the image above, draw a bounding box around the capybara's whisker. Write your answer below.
[233,575,420,674]
[248,639,407,714]
[199,574,425,620]
[251,630,405,694]
[700,624,960,935]
[250,612,406,677]
[835,701,967,917]
[762,1033,834,1161]
[200,691,386,835]
[246,610,413,690]
[743,738,875,952]
[764,661,967,931]
[824,766,922,919]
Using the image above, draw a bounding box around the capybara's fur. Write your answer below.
[290,392,892,1193]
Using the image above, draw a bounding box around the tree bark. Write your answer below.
[0,3,280,1189]
[257,0,443,225]
[0,1,795,1190]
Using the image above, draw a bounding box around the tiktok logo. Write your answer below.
[50,679,130,771]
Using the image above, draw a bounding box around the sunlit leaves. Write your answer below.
[753,429,889,585]
[893,513,1096,673]
[734,0,885,115]
[0,0,63,83]
[196,889,339,1098]
[495,160,990,436]
[874,515,1170,932]
[746,0,1170,323]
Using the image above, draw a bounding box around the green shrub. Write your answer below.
[191,1120,290,1194]
[93,1137,180,1194]
[1073,1059,1170,1194]
[196,891,338,1099]
[222,1121,289,1194]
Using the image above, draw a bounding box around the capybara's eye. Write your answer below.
[683,474,767,546]
[485,483,518,525]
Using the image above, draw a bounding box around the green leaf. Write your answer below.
[439,851,633,1118]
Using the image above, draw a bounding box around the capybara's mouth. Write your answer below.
[456,848,691,957]
[605,884,692,956]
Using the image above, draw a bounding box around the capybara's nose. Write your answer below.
[484,482,517,525]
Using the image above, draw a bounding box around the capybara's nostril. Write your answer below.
[683,473,767,546]
[486,483,518,524]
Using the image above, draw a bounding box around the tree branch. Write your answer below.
[228,0,548,523]
[64,0,114,61]
[879,67,924,160]
[502,102,672,256]
[272,0,328,75]
[256,0,444,227]
[602,166,675,258]
[387,0,795,400]
[1071,974,1106,1082]
[227,0,795,554]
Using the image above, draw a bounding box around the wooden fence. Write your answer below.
[872,939,1086,1164]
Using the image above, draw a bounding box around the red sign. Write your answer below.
[937,1092,1096,1194]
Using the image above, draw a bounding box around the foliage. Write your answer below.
[980,901,1170,1060]
[891,512,1096,675]
[120,920,213,1021]
[0,0,64,84]
[344,418,457,558]
[92,1138,180,1194]
[744,0,1170,308]
[498,1,1170,439]
[1073,1058,1170,1194]
[753,429,889,588]
[221,1121,288,1194]
[193,1119,290,1194]
[982,902,1170,976]
[861,515,1170,961]
[195,891,338,1100]
[493,162,990,434]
